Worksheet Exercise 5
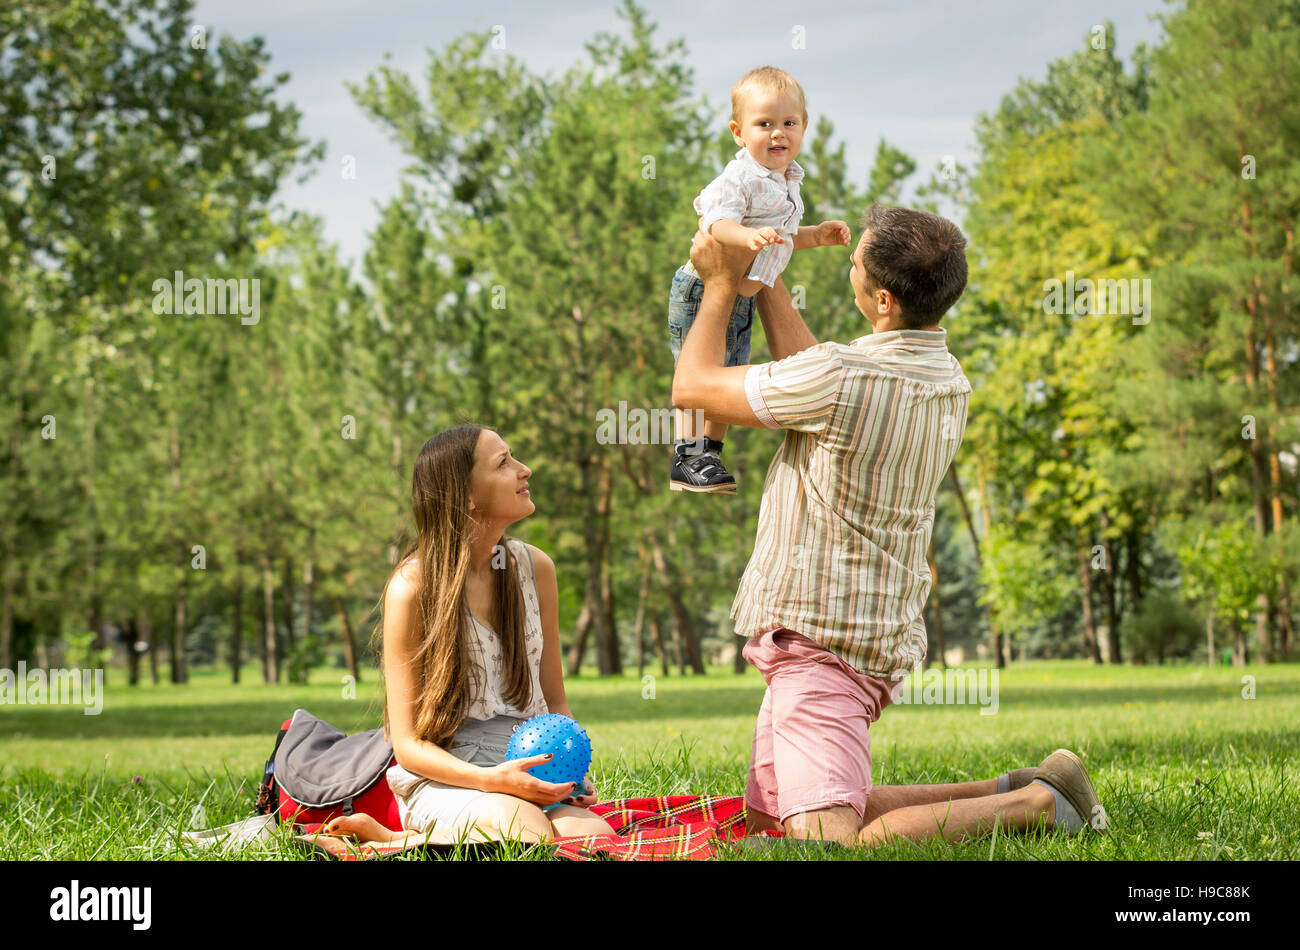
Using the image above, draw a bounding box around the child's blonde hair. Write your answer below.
[730,66,808,126]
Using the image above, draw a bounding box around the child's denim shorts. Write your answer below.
[668,264,755,366]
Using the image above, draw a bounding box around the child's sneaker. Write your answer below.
[670,438,737,493]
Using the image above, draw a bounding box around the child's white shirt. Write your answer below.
[693,147,806,288]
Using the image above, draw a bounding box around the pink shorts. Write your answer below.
[743,627,903,823]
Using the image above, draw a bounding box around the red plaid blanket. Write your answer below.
[295,794,781,861]
[553,794,774,860]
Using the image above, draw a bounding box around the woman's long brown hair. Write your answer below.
[370,424,532,748]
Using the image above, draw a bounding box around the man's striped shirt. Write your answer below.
[732,328,971,680]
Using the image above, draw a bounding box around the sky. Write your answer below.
[191,0,1173,273]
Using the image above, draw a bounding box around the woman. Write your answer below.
[322,424,615,845]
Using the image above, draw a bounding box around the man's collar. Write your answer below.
[735,147,804,183]
[850,327,949,349]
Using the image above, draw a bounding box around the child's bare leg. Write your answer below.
[674,406,708,447]
[705,420,728,443]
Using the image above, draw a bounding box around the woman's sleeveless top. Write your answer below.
[461,537,549,721]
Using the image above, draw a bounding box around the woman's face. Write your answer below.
[469,429,533,522]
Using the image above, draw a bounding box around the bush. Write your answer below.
[62,629,112,671]
[286,634,325,684]
[1121,589,1203,663]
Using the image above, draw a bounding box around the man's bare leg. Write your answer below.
[862,778,999,825]
[780,784,1056,848]
[859,784,1055,846]
[745,806,782,835]
[748,777,998,835]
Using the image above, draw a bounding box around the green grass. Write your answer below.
[2,660,1297,860]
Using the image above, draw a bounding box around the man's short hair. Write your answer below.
[858,204,968,328]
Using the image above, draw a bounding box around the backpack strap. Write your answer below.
[254,721,292,817]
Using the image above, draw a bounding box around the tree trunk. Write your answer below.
[1,517,13,673]
[172,546,188,684]
[125,618,140,687]
[262,555,278,683]
[569,302,616,676]
[597,466,620,675]
[1269,219,1294,656]
[281,555,296,662]
[1099,516,1121,665]
[86,374,103,652]
[1276,582,1294,657]
[648,607,669,676]
[633,547,649,679]
[1242,262,1274,654]
[334,593,360,684]
[1206,612,1215,666]
[1125,527,1144,615]
[167,418,187,683]
[926,535,944,669]
[302,549,316,650]
[651,536,704,674]
[1,396,19,672]
[142,612,158,685]
[1079,544,1101,663]
[948,464,981,566]
[976,463,1004,667]
[567,602,592,676]
[89,595,104,655]
[600,546,621,676]
[230,571,244,684]
[574,456,614,674]
[669,612,686,674]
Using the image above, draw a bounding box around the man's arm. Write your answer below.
[754,276,819,361]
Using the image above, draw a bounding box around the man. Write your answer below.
[671,203,1105,847]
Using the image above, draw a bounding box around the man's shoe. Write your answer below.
[670,441,737,493]
[1002,767,1038,791]
[1033,748,1106,834]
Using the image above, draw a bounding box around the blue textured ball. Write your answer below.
[506,713,592,790]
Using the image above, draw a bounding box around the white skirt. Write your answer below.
[386,763,490,834]
[386,714,528,834]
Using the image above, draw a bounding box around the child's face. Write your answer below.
[729,89,807,173]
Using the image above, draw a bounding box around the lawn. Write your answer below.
[2,660,1297,860]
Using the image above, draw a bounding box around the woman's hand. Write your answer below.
[485,754,578,807]
[562,775,598,808]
